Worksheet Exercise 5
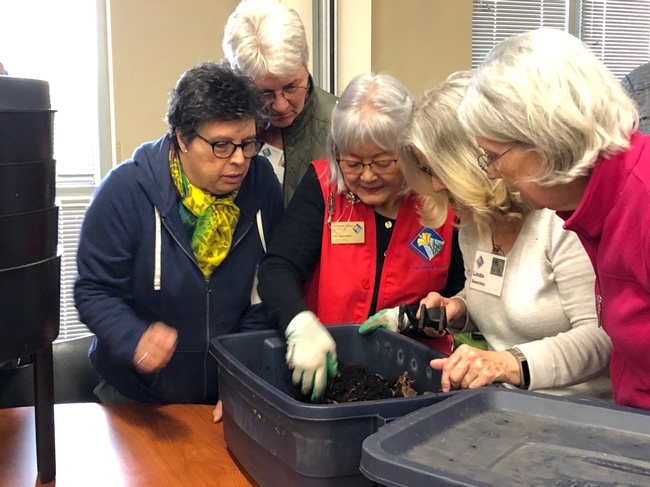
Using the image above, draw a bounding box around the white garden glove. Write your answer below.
[285,311,338,403]
[358,307,406,334]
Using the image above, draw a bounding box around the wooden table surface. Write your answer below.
[0,403,260,487]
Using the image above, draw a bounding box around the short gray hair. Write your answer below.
[400,71,528,238]
[222,0,309,80]
[459,28,638,185]
[325,73,413,193]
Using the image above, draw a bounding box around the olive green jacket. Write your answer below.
[281,81,337,206]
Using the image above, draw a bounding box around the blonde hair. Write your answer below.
[459,29,638,185]
[400,71,528,239]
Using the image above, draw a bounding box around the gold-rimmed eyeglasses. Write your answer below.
[477,145,518,172]
[337,157,398,176]
[260,78,310,104]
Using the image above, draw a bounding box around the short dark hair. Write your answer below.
[166,61,268,145]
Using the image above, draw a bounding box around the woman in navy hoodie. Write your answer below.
[75,62,284,406]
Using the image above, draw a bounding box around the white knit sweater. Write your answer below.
[455,209,612,399]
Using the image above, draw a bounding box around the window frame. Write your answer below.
[471,0,650,80]
[54,0,113,341]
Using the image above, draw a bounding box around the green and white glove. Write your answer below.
[358,307,407,335]
[285,311,338,403]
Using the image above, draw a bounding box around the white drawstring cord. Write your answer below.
[154,207,161,291]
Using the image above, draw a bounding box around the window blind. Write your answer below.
[581,0,650,79]
[57,196,93,341]
[472,0,569,69]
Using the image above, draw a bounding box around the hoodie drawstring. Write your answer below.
[152,207,263,295]
[250,209,265,305]
[154,207,162,291]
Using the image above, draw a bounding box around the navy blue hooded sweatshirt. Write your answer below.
[74,135,284,404]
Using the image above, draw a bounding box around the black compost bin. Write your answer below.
[0,74,58,270]
[0,74,60,484]
[0,206,58,269]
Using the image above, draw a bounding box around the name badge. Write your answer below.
[470,250,507,296]
[331,221,365,244]
[260,143,285,184]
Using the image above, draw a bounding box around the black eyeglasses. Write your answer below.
[337,157,398,175]
[260,78,310,104]
[477,145,518,172]
[195,134,263,159]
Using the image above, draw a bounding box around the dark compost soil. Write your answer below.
[293,363,417,404]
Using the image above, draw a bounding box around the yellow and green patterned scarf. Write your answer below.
[169,147,240,277]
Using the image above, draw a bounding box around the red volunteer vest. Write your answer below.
[304,159,454,354]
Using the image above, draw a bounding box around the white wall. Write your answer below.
[371,0,472,95]
[337,0,373,94]
[109,0,240,162]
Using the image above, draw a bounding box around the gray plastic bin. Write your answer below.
[210,325,453,487]
[360,387,650,487]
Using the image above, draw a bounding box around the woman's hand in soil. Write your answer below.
[430,345,521,392]
[419,293,467,332]
[285,311,338,403]
[359,307,402,334]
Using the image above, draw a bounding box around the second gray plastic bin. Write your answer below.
[361,387,650,487]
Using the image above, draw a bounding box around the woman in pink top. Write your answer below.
[458,28,650,411]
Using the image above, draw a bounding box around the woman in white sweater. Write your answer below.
[398,72,612,398]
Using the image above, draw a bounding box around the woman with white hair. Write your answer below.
[222,0,337,205]
[394,71,612,398]
[258,73,463,402]
[458,28,650,410]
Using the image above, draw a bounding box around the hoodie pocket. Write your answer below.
[142,350,213,403]
[136,370,160,390]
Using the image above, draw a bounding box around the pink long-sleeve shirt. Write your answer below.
[558,131,650,411]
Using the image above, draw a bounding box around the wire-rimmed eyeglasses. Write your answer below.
[337,157,398,175]
[195,134,263,159]
[477,145,518,172]
[260,78,311,104]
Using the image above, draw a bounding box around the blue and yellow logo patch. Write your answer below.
[410,227,444,262]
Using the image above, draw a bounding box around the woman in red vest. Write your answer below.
[258,73,463,402]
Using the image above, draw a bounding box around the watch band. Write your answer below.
[507,347,530,390]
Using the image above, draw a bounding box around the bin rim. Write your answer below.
[0,252,61,273]
[0,159,56,167]
[0,205,58,219]
[0,108,56,113]
[212,325,454,422]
